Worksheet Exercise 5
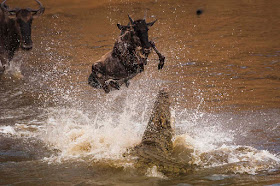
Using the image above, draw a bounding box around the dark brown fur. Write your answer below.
[0,0,44,73]
[88,16,165,93]
[88,28,146,93]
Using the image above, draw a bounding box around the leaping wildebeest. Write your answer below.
[88,15,165,93]
[0,0,45,74]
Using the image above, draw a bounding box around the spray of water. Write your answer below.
[1,16,279,177]
[1,71,279,176]
[2,53,26,78]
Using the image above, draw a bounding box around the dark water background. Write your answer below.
[0,0,280,185]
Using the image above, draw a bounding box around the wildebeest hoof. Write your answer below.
[138,64,144,73]
[103,85,110,93]
[109,80,120,90]
[158,56,165,70]
[158,61,165,70]
[125,80,130,88]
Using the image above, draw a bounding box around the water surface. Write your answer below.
[0,0,280,185]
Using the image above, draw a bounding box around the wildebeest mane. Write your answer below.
[112,28,146,74]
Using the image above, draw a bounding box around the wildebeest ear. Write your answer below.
[28,0,45,18]
[7,11,17,19]
[117,24,130,30]
[1,3,18,19]
[1,7,17,19]
[147,19,157,27]
[31,7,45,19]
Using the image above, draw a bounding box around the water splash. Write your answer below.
[2,52,27,79]
[2,88,279,175]
[173,111,280,174]
[41,107,143,160]
[146,166,168,179]
[0,126,16,135]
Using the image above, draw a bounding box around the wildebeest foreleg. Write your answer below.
[150,41,165,70]
[0,65,5,74]
[0,56,7,74]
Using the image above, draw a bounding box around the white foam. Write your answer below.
[4,75,274,176]
[176,115,235,153]
[40,107,144,160]
[176,131,280,174]
[145,166,168,179]
[172,110,280,175]
[0,126,16,135]
[4,56,25,78]
[34,101,280,176]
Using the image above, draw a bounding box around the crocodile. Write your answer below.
[122,90,279,177]
[126,90,195,175]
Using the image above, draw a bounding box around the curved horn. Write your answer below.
[147,19,157,27]
[1,0,16,12]
[143,10,147,20]
[1,0,8,11]
[28,0,45,13]
[128,14,134,24]
[35,0,44,11]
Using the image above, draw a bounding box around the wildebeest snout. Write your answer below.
[21,36,33,50]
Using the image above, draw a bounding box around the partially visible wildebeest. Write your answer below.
[0,0,45,74]
[88,15,165,93]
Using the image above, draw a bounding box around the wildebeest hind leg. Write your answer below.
[124,79,130,87]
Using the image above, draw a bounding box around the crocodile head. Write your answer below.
[127,90,194,175]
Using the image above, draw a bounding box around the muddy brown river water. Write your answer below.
[0,0,280,185]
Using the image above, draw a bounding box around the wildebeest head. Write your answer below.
[117,15,157,53]
[1,0,45,50]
